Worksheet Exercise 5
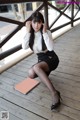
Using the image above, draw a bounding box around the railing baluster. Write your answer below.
[71,0,74,27]
[44,0,49,29]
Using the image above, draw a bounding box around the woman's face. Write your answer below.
[31,20,42,32]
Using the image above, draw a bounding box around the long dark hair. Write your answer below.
[29,11,47,50]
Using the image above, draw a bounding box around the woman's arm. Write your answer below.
[22,21,31,49]
[43,30,54,51]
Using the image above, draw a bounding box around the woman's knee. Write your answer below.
[33,64,40,73]
[28,68,35,79]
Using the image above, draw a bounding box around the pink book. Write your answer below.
[14,78,40,94]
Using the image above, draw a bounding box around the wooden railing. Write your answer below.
[0,0,80,60]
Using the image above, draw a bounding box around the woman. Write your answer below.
[22,11,61,111]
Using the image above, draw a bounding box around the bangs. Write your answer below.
[33,17,42,23]
[31,12,44,23]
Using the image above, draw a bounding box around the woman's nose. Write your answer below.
[35,23,38,27]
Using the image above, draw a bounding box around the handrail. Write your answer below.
[0,45,22,60]
[0,0,44,4]
[0,0,80,60]
[0,2,44,48]
[0,16,23,25]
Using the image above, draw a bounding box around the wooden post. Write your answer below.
[11,4,19,20]
[44,0,49,29]
[71,0,74,27]
[32,2,37,10]
[18,3,25,21]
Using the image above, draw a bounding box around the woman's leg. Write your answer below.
[32,61,59,105]
[28,68,37,79]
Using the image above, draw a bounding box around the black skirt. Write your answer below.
[37,50,59,75]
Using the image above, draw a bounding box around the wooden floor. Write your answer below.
[0,24,80,120]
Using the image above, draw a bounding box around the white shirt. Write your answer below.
[21,27,54,53]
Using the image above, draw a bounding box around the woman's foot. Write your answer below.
[51,90,61,111]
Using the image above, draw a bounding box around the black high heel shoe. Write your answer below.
[51,91,61,111]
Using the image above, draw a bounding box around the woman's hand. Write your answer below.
[43,24,47,33]
[25,21,31,32]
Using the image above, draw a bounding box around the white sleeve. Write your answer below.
[43,30,54,51]
[21,26,31,50]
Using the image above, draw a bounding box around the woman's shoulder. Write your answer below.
[46,29,51,33]
[46,30,52,36]
[21,26,26,31]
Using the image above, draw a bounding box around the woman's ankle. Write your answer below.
[51,91,60,104]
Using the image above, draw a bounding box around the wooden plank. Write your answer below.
[1,65,80,97]
[0,87,77,120]
[0,77,80,120]
[57,53,80,60]
[56,65,80,77]
[1,71,25,81]
[0,107,22,120]
[0,98,46,120]
[1,69,80,95]
[50,74,80,89]
[0,57,79,100]
[51,71,80,82]
[59,60,80,69]
[0,74,80,103]
[15,63,80,78]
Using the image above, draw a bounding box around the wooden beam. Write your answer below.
[44,0,49,29]
[0,0,44,4]
[0,44,22,60]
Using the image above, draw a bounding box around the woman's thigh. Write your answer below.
[33,61,50,72]
[29,61,50,78]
